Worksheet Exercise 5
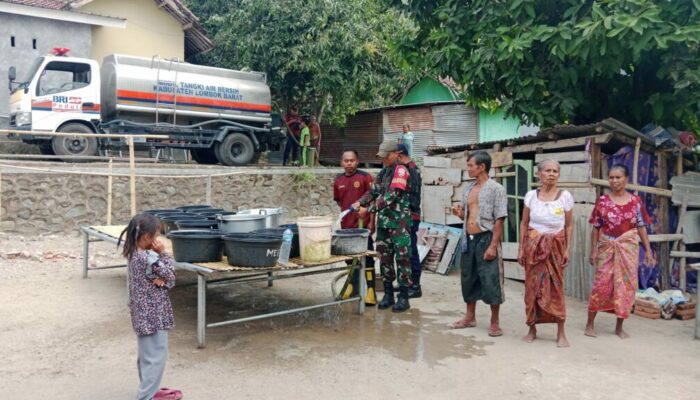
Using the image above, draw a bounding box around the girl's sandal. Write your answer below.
[154,388,183,400]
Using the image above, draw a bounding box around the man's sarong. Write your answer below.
[460,231,504,305]
[587,229,639,319]
[521,229,567,326]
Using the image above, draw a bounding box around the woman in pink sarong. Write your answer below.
[585,164,655,339]
[518,160,574,348]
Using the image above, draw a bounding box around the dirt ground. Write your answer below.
[1,233,698,400]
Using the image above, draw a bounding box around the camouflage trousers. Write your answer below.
[375,226,412,288]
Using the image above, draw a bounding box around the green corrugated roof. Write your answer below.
[401,78,458,105]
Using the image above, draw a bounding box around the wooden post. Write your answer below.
[128,137,136,216]
[107,158,113,225]
[656,152,670,290]
[675,199,688,292]
[632,137,641,194]
[589,139,601,197]
[206,175,212,204]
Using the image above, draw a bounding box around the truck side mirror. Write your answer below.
[8,66,16,91]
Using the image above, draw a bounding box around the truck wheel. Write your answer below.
[190,149,219,165]
[52,123,98,162]
[216,133,254,166]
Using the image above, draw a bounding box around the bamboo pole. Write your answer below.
[128,137,136,216]
[675,199,688,292]
[670,251,700,258]
[590,178,672,197]
[0,162,246,179]
[648,233,684,242]
[632,137,641,194]
[107,158,113,225]
[0,129,168,140]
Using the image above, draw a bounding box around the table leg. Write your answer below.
[197,274,207,348]
[267,271,274,287]
[82,231,90,279]
[358,256,366,315]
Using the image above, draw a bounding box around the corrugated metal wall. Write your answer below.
[432,104,479,146]
[322,102,480,165]
[382,103,479,162]
[319,124,342,165]
[344,111,383,164]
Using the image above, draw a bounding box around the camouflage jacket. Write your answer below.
[359,164,411,229]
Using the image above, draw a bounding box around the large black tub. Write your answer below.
[143,208,181,215]
[175,219,219,230]
[254,226,300,258]
[222,233,283,268]
[176,204,213,212]
[167,230,223,263]
[161,215,207,233]
[188,208,225,215]
[197,210,236,220]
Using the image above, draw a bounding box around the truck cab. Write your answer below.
[9,51,101,156]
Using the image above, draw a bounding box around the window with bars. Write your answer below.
[502,160,532,242]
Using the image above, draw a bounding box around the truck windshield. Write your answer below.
[11,57,44,94]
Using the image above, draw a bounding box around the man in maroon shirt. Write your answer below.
[333,149,376,304]
[283,105,302,166]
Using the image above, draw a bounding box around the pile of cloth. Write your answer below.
[635,288,693,319]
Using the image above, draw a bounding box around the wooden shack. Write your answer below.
[424,118,696,300]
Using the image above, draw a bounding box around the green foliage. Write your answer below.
[186,0,413,125]
[389,0,700,129]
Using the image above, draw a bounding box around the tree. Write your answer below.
[389,0,700,129]
[186,0,412,125]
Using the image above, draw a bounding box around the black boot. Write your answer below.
[378,281,395,310]
[392,287,411,313]
[408,283,422,299]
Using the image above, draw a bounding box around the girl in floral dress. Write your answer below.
[585,165,655,339]
[118,213,182,400]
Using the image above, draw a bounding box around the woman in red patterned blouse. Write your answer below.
[585,164,655,339]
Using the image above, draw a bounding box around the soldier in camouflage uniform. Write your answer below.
[352,141,413,312]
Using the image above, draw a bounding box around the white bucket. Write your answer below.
[297,216,333,262]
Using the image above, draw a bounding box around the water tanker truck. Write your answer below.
[7,51,284,165]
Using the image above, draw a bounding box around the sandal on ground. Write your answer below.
[154,388,183,400]
[488,327,503,337]
[449,318,476,329]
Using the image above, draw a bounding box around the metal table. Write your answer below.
[80,225,368,348]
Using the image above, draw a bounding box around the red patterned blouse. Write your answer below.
[589,193,651,238]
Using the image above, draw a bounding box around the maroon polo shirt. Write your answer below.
[333,170,373,229]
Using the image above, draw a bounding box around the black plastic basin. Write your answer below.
[198,210,237,220]
[167,230,223,263]
[253,227,299,258]
[161,216,206,233]
[222,233,283,268]
[190,208,225,215]
[143,208,181,215]
[177,204,213,211]
[175,219,219,230]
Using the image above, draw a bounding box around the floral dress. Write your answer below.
[587,194,650,318]
[127,250,176,336]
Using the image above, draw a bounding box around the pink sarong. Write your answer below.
[587,229,639,319]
